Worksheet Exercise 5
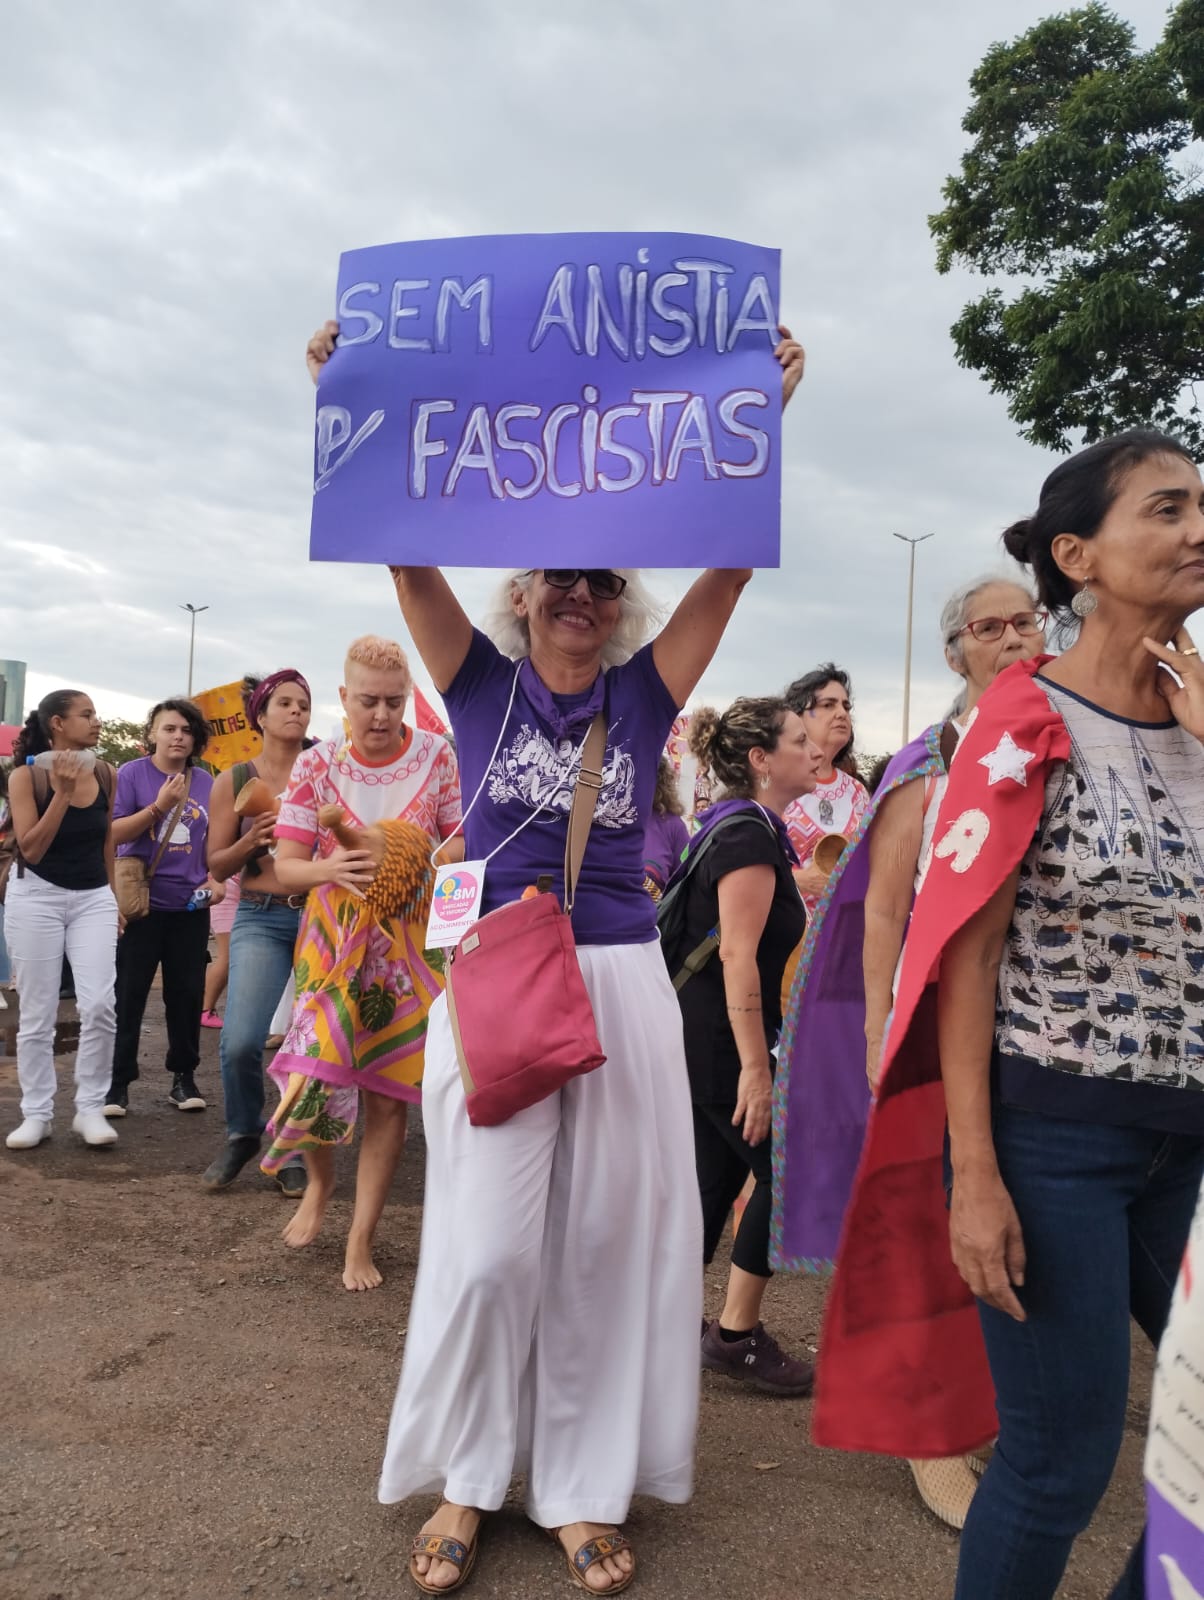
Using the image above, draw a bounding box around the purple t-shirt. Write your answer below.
[114,758,214,912]
[644,810,690,895]
[444,629,680,946]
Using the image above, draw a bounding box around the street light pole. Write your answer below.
[179,604,209,697]
[892,534,934,745]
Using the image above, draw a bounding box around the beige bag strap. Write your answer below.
[562,713,607,916]
[148,771,190,881]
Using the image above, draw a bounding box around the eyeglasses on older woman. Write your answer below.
[951,610,1049,644]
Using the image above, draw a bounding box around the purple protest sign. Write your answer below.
[309,232,782,569]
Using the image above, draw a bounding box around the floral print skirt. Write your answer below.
[260,881,444,1173]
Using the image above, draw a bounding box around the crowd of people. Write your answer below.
[2,318,1202,1600]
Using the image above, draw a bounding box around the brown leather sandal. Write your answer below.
[408,1527,479,1595]
[550,1528,636,1595]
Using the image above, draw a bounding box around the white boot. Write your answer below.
[72,1110,118,1147]
[6,1118,52,1149]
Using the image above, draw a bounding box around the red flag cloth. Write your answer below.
[413,686,448,737]
[812,657,1071,1458]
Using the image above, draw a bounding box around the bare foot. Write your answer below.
[342,1240,382,1292]
[411,1502,480,1591]
[557,1523,634,1593]
[281,1176,332,1249]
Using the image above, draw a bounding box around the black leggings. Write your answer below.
[693,1100,773,1279]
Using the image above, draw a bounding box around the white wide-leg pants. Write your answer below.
[379,940,702,1527]
[5,874,118,1122]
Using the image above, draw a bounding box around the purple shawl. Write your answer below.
[769,723,946,1272]
[678,800,800,876]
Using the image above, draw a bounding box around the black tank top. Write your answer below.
[27,783,110,892]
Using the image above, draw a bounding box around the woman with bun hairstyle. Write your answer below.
[201,670,313,1197]
[667,698,821,1393]
[813,431,1204,1599]
[4,691,119,1150]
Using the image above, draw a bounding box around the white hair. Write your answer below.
[940,573,1038,671]
[481,570,667,667]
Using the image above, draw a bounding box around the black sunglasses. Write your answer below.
[535,569,628,602]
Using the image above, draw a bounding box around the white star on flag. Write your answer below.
[978,731,1037,787]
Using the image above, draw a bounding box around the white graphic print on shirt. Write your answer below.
[486,722,638,829]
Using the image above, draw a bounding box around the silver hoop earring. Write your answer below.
[1070,581,1097,619]
[760,775,770,791]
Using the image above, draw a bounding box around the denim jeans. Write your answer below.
[954,1104,1204,1600]
[218,897,300,1140]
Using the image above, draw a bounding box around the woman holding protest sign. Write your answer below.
[307,314,805,1594]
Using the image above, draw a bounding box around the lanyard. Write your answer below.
[431,664,603,868]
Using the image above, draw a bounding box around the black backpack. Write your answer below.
[656,810,778,992]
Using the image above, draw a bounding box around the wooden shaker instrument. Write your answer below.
[233,777,280,818]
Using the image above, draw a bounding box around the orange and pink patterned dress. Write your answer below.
[260,731,461,1170]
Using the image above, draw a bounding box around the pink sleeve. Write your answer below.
[850,778,872,831]
[435,744,463,839]
[275,746,325,851]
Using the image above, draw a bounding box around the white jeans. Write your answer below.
[5,873,118,1121]
[379,941,703,1527]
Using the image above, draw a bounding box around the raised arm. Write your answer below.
[388,568,474,695]
[652,570,753,708]
[650,326,804,707]
[938,865,1025,1322]
[862,781,924,1091]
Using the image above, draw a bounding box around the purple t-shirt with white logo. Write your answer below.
[114,758,213,912]
[443,629,680,946]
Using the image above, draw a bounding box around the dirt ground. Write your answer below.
[1,1006,1151,1600]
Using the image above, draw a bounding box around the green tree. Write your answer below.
[96,718,145,767]
[930,0,1204,451]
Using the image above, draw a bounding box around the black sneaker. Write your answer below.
[103,1086,128,1118]
[700,1319,815,1396]
[201,1136,261,1191]
[169,1072,206,1112]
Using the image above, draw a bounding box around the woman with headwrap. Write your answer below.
[201,670,314,1196]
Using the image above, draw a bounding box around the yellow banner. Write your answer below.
[194,682,262,772]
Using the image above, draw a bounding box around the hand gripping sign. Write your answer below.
[309,231,782,569]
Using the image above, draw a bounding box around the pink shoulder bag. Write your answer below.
[443,713,608,1126]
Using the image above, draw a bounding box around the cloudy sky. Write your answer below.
[1,0,1177,755]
